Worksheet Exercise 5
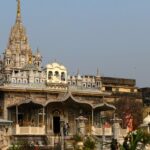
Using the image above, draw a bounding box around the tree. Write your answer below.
[115,97,143,130]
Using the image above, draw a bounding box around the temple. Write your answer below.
[0,0,143,148]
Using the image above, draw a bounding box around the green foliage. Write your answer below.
[115,98,143,129]
[83,137,96,150]
[9,141,35,150]
[73,134,83,142]
[121,130,150,150]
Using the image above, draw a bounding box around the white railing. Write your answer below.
[91,126,112,136]
[15,124,45,135]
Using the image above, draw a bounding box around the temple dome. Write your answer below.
[46,62,67,71]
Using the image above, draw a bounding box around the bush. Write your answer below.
[9,141,35,150]
[73,134,83,142]
[121,130,150,150]
[83,137,96,150]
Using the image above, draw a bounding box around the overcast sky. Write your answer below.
[0,0,150,87]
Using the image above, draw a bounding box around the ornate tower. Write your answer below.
[3,1,31,73]
[3,0,34,81]
[34,48,42,69]
[95,68,102,88]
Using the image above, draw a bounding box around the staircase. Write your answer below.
[46,135,74,150]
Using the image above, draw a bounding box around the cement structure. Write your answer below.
[0,0,143,148]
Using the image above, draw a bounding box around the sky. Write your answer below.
[0,0,150,87]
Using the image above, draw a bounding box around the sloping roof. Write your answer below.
[0,119,13,125]
[93,102,116,111]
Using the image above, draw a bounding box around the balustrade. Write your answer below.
[15,124,45,135]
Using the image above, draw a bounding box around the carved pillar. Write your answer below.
[42,106,45,125]
[92,108,94,126]
[16,105,18,124]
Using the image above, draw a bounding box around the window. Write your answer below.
[7,59,10,65]
[18,79,22,84]
[92,84,96,88]
[61,72,65,81]
[55,71,59,77]
[105,86,112,91]
[97,82,100,87]
[37,62,40,67]
[48,71,53,79]
[35,78,39,83]
[23,79,27,84]
[12,79,16,83]
[83,83,86,87]
[87,84,91,88]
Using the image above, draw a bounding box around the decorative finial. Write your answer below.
[97,68,100,77]
[37,48,39,53]
[28,53,32,64]
[16,0,21,23]
[77,68,80,75]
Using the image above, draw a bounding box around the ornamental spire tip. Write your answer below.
[16,0,21,23]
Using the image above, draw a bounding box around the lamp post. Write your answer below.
[76,116,88,136]
[60,119,65,150]
[100,115,106,150]
[111,114,122,140]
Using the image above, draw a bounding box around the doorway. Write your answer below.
[53,116,60,134]
[18,113,24,126]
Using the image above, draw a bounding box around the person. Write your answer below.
[63,122,70,136]
[123,137,129,150]
[111,138,119,150]
[66,123,70,135]
[125,112,133,132]
[34,142,39,150]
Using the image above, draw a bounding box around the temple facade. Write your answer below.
[0,0,142,147]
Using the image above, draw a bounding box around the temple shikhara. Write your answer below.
[0,0,143,149]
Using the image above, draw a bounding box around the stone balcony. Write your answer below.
[15,124,45,135]
[91,126,112,136]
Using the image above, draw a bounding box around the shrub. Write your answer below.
[83,137,96,150]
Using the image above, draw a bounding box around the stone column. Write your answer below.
[112,122,120,139]
[16,105,18,124]
[92,108,94,126]
[42,106,45,126]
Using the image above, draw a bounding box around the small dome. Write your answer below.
[143,114,150,125]
[35,48,42,58]
[47,62,67,71]
[77,74,82,80]
[72,76,76,80]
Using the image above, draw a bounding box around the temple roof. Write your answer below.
[7,0,32,55]
[22,63,38,71]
